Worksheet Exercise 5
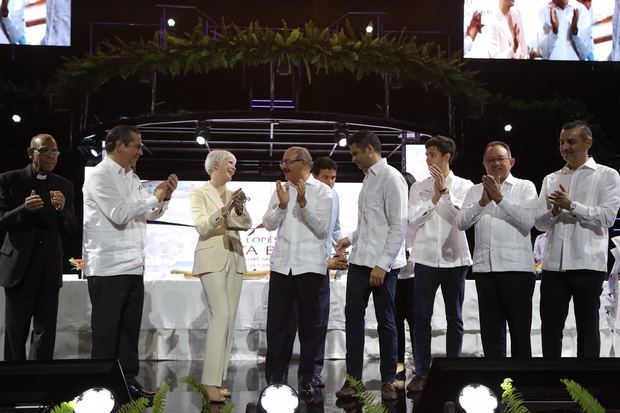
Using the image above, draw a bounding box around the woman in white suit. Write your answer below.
[190,150,251,402]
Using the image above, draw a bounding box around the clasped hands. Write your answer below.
[275,179,307,209]
[335,237,386,287]
[24,190,65,212]
[548,184,572,216]
[154,174,179,203]
[478,175,503,207]
[222,188,246,216]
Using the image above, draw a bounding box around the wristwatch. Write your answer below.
[568,201,576,211]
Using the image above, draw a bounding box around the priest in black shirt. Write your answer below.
[0,133,75,361]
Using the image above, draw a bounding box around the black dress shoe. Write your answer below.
[127,383,156,403]
[311,373,325,388]
[298,381,315,400]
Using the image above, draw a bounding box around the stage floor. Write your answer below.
[136,359,418,413]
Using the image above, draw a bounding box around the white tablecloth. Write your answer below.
[0,277,617,360]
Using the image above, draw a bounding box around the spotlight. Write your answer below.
[73,387,115,413]
[457,384,498,413]
[334,123,349,148]
[504,124,512,132]
[167,18,176,27]
[11,114,21,123]
[196,135,206,145]
[258,384,299,413]
[365,21,374,34]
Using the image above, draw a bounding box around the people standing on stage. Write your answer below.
[392,172,417,390]
[262,147,333,398]
[535,120,620,358]
[82,125,178,399]
[0,133,76,361]
[457,141,538,358]
[335,130,408,401]
[408,135,473,392]
[190,150,251,402]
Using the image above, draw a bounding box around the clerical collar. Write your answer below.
[36,174,48,180]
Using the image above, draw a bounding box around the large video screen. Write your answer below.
[463,0,619,61]
[0,0,70,46]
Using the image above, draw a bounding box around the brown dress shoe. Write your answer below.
[406,375,427,393]
[203,385,226,403]
[381,382,398,400]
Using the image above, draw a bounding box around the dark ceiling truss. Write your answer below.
[78,111,433,181]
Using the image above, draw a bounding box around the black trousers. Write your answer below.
[88,274,144,383]
[475,271,536,358]
[540,270,605,359]
[395,277,415,365]
[4,253,59,361]
[265,271,330,385]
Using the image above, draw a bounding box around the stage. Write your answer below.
[0,276,617,360]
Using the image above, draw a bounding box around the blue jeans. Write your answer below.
[344,263,398,382]
[413,264,467,377]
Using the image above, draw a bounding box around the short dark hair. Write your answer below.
[484,141,512,158]
[425,135,456,163]
[402,172,416,191]
[105,125,140,152]
[347,130,381,153]
[561,120,592,141]
[311,157,337,175]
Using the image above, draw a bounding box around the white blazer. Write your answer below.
[189,182,252,275]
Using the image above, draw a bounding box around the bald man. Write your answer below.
[0,134,76,361]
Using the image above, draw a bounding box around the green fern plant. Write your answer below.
[117,397,150,413]
[344,373,387,413]
[500,378,530,413]
[561,378,605,413]
[180,376,212,413]
[151,382,170,413]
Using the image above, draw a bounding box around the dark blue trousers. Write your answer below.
[475,271,536,358]
[344,263,398,383]
[540,270,605,359]
[265,271,330,385]
[413,263,467,378]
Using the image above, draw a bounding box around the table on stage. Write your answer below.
[0,276,617,360]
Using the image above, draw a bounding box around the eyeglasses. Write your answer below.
[279,159,303,168]
[35,148,61,157]
[483,157,510,164]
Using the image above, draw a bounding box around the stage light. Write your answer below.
[73,387,115,413]
[167,18,176,27]
[504,124,512,132]
[457,384,498,413]
[196,135,206,145]
[334,123,349,148]
[258,384,299,413]
[11,114,21,123]
[365,21,374,34]
[90,149,99,157]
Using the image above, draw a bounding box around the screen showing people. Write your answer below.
[464,0,620,61]
[0,0,70,46]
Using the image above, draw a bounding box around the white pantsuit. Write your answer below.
[190,182,251,386]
